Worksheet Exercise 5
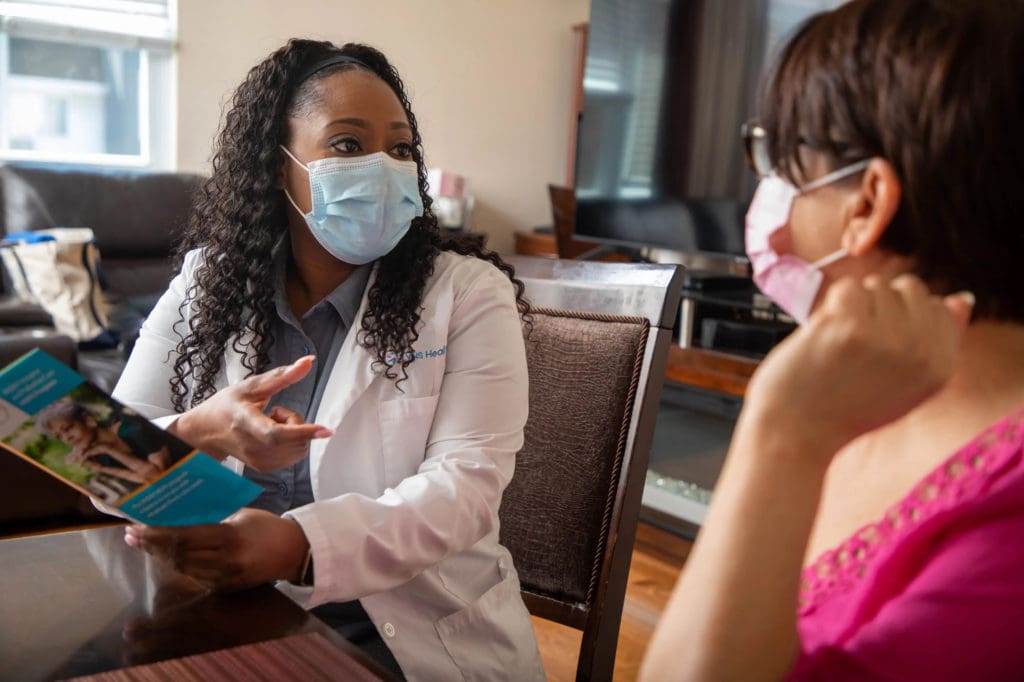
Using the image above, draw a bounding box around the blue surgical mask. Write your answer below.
[280,146,424,265]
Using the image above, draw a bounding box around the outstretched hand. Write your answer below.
[171,355,333,473]
[744,274,974,459]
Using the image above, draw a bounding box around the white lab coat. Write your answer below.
[113,248,546,681]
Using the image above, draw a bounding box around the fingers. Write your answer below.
[252,418,334,448]
[823,274,969,331]
[887,274,932,318]
[269,406,304,425]
[243,356,315,400]
[268,406,333,439]
[222,405,333,472]
[887,276,973,340]
[943,290,976,332]
[125,523,244,587]
[125,524,227,561]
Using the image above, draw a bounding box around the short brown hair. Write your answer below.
[760,0,1024,321]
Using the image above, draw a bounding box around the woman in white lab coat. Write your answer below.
[113,39,544,681]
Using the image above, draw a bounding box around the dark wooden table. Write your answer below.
[0,525,392,681]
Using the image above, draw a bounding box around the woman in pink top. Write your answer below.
[642,2,1024,680]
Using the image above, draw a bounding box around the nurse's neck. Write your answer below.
[286,230,357,318]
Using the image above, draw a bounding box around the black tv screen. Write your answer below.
[574,0,845,260]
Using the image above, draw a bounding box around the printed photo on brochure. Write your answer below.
[0,349,260,526]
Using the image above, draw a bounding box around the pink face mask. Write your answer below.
[744,161,869,323]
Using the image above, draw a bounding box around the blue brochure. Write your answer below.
[0,349,260,526]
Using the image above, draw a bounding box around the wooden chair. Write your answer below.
[548,184,577,260]
[500,256,684,681]
[547,184,632,262]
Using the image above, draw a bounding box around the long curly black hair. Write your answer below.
[170,39,529,411]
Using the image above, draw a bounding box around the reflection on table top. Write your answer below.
[0,525,390,681]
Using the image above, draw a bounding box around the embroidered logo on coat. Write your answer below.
[385,345,447,366]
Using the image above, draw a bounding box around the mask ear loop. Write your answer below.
[282,187,307,217]
[810,248,848,270]
[279,145,311,216]
[279,145,310,171]
[799,160,871,271]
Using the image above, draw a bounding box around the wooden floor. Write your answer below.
[531,523,692,681]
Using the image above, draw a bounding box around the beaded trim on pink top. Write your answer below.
[798,410,1024,613]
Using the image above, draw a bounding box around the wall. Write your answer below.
[176,0,590,253]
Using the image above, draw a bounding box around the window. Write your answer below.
[579,0,670,200]
[0,0,176,168]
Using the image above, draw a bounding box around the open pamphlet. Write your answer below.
[0,349,260,525]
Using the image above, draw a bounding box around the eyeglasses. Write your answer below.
[742,120,872,182]
[741,120,772,178]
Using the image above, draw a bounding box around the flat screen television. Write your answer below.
[574,0,846,271]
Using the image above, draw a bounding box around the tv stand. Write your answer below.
[642,345,757,531]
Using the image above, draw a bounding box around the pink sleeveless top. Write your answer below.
[789,409,1024,681]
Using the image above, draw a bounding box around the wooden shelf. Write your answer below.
[513,229,627,261]
[665,345,758,398]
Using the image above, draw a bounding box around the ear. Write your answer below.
[841,159,901,256]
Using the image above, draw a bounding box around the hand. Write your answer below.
[171,355,333,472]
[146,445,172,471]
[744,275,974,458]
[123,508,310,591]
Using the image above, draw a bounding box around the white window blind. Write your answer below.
[0,0,176,168]
[0,0,175,49]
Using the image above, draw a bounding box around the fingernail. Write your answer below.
[124,532,139,548]
[952,290,976,307]
[313,427,334,439]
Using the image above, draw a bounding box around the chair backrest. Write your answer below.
[499,256,683,682]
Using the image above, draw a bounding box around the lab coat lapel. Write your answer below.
[313,264,380,434]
